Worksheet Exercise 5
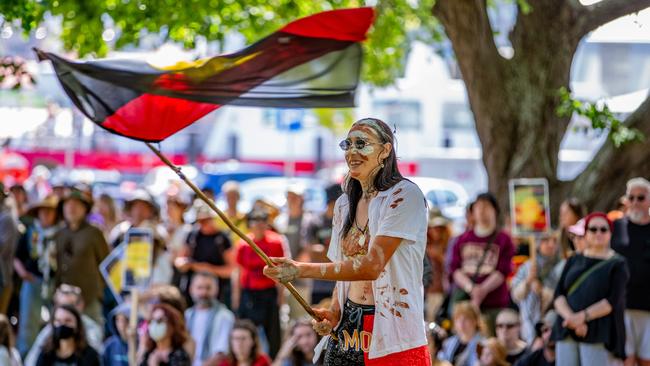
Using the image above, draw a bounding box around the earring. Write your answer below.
[380,161,385,168]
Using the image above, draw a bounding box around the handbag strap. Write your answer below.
[567,254,620,296]
[472,232,498,282]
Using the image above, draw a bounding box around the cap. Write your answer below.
[59,189,93,212]
[428,207,450,227]
[194,200,218,221]
[221,181,240,194]
[247,208,269,222]
[568,218,586,237]
[124,188,159,215]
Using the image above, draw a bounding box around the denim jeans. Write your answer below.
[17,277,45,357]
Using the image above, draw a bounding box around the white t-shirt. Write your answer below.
[315,179,428,359]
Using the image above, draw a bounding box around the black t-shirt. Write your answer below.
[506,347,529,365]
[514,349,554,366]
[36,346,101,366]
[611,219,650,311]
[551,254,629,359]
[187,229,232,292]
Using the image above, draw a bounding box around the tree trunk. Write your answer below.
[433,0,650,221]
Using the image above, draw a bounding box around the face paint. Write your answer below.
[347,130,375,156]
[319,264,327,277]
[352,256,363,272]
[275,263,299,283]
[334,261,342,274]
[313,320,332,335]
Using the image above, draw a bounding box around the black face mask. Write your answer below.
[54,325,76,340]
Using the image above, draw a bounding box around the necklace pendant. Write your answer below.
[358,233,365,247]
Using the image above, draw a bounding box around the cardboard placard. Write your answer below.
[509,178,551,237]
[122,228,154,290]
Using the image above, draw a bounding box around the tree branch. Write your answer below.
[432,0,502,71]
[571,93,650,211]
[575,0,650,37]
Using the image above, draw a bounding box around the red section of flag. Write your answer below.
[102,94,220,141]
[280,7,374,42]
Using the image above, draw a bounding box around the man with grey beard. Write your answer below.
[611,177,650,366]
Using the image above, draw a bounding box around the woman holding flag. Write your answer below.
[264,118,430,365]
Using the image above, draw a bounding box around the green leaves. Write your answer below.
[556,86,645,148]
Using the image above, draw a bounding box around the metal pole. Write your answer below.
[144,142,338,341]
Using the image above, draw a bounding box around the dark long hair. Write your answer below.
[227,319,263,365]
[44,304,89,354]
[342,118,404,239]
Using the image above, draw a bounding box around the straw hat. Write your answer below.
[27,194,60,217]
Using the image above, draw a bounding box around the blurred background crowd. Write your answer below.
[0,166,647,366]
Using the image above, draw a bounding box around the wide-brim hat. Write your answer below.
[59,189,93,213]
[124,189,159,216]
[27,194,60,217]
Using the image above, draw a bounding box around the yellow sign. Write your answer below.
[123,228,154,290]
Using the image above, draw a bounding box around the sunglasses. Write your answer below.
[338,139,380,152]
[587,226,609,234]
[628,194,646,202]
[150,317,167,324]
[496,323,519,329]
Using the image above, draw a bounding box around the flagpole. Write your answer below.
[144,142,338,341]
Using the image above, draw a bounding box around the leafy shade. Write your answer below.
[556,87,645,148]
[0,0,441,86]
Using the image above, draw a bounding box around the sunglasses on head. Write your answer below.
[338,139,380,152]
[587,226,609,233]
[628,194,646,202]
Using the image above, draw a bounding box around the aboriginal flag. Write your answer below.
[36,7,374,142]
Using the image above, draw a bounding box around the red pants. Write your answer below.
[362,314,432,366]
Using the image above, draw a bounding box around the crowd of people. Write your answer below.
[425,177,650,366]
[0,161,647,365]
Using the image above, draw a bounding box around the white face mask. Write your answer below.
[474,224,495,238]
[148,321,168,342]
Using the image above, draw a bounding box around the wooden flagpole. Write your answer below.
[144,142,338,341]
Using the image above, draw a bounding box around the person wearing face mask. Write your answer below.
[24,284,104,366]
[185,272,235,366]
[611,177,650,366]
[448,193,515,336]
[140,303,191,366]
[553,212,629,365]
[35,304,100,366]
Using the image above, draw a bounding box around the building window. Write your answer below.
[372,100,421,130]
